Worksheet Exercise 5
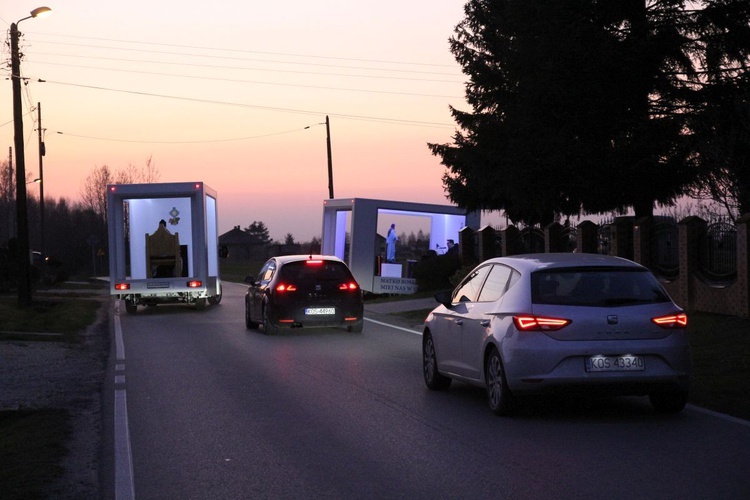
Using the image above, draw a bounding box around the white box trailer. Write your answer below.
[107,182,223,313]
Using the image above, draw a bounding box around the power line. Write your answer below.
[25,31,459,69]
[43,79,456,128]
[28,60,462,99]
[27,51,463,83]
[27,40,461,78]
[52,126,317,144]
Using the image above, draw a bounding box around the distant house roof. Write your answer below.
[219,226,254,245]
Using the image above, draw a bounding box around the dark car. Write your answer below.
[244,255,364,334]
[422,253,692,415]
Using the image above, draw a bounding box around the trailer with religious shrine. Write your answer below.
[107,182,223,313]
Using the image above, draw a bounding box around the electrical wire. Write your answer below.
[28,60,462,99]
[42,79,456,128]
[25,31,459,69]
[52,125,318,144]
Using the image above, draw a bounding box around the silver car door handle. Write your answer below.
[480,320,490,327]
[454,319,463,326]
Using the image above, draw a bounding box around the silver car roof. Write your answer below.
[481,253,646,274]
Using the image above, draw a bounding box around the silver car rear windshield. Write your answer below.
[531,267,671,307]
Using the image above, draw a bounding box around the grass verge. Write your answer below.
[0,297,101,336]
[0,409,71,499]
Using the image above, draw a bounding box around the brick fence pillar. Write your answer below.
[611,216,634,260]
[502,225,521,256]
[544,222,563,253]
[678,216,706,312]
[736,214,750,317]
[477,225,498,262]
[458,226,476,263]
[577,220,598,254]
[633,216,654,268]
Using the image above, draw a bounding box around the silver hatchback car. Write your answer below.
[422,253,692,415]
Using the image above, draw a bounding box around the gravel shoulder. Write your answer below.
[0,297,110,498]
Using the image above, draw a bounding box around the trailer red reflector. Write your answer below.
[114,283,130,291]
[187,280,202,288]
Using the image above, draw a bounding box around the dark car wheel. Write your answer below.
[485,347,515,416]
[347,321,363,333]
[245,298,259,330]
[262,304,279,335]
[423,333,451,390]
[649,390,688,414]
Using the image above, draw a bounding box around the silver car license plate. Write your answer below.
[305,307,335,315]
[586,355,645,372]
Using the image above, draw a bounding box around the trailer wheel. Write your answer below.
[125,300,137,314]
[208,284,222,305]
[195,297,207,311]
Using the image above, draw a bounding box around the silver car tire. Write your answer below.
[485,347,515,416]
[423,333,451,390]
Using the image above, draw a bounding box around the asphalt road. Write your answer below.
[102,282,750,500]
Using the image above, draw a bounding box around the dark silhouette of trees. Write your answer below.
[430,0,750,225]
[243,221,272,245]
[79,156,160,227]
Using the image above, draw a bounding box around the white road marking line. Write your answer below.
[365,317,422,335]
[114,308,135,499]
[115,390,135,500]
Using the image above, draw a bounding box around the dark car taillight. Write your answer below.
[652,313,687,328]
[339,281,359,291]
[275,283,298,292]
[513,315,571,332]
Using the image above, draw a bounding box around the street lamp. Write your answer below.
[10,6,51,307]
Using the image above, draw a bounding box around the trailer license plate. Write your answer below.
[586,355,645,372]
[305,307,335,315]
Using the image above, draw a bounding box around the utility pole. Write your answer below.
[6,147,13,240]
[37,103,46,281]
[325,115,334,199]
[10,20,32,307]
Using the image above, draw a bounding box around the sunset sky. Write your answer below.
[2,1,481,241]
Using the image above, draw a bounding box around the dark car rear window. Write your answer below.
[531,267,671,307]
[279,260,352,282]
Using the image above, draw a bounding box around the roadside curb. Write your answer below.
[0,331,64,341]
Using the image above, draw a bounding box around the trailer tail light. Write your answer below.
[276,283,297,292]
[652,313,687,328]
[513,315,571,331]
[114,283,130,291]
[187,280,202,288]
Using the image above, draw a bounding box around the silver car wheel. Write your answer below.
[485,347,514,416]
[423,333,451,390]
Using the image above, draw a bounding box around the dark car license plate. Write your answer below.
[305,307,335,315]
